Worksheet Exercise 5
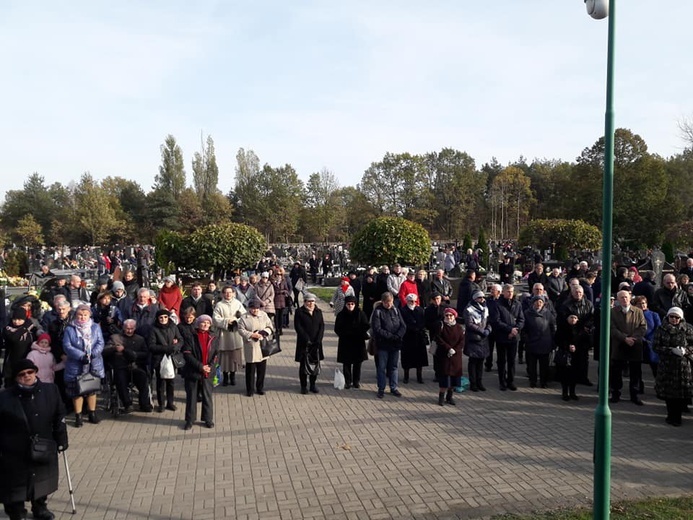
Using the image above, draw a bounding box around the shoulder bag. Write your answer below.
[260,337,281,357]
[76,372,101,395]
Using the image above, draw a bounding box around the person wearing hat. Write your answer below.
[158,275,183,319]
[434,308,465,406]
[397,270,419,309]
[334,295,369,389]
[2,308,37,388]
[111,280,133,321]
[26,333,64,385]
[238,299,274,397]
[254,272,276,318]
[554,314,582,401]
[294,293,325,394]
[63,304,105,426]
[148,308,183,413]
[0,358,69,520]
[330,276,355,315]
[213,285,246,387]
[464,290,491,392]
[653,307,693,426]
[400,293,428,384]
[181,315,219,429]
[92,291,123,344]
[522,295,557,389]
[89,275,111,306]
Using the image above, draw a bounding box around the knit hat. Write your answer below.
[156,309,171,319]
[304,293,317,302]
[261,272,270,278]
[344,295,357,304]
[405,293,418,302]
[11,307,27,321]
[471,290,485,301]
[341,276,350,283]
[530,294,546,303]
[667,307,684,319]
[248,298,264,309]
[112,281,125,292]
[444,308,458,318]
[164,275,176,284]
[195,314,213,326]
[37,333,51,344]
[12,359,39,379]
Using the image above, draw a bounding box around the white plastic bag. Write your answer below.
[160,354,176,380]
[333,368,345,390]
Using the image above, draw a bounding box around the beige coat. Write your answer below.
[213,298,246,352]
[238,310,274,363]
[610,305,647,362]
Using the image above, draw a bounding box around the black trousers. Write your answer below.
[154,366,175,407]
[609,360,642,399]
[342,362,362,386]
[4,495,48,520]
[54,369,71,409]
[299,363,317,389]
[666,398,686,424]
[496,342,518,387]
[485,336,496,369]
[468,357,484,388]
[559,365,577,396]
[293,289,302,307]
[246,360,267,395]
[113,366,150,408]
[526,352,550,385]
[575,346,591,383]
[184,377,213,423]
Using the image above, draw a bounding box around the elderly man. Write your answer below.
[609,290,647,405]
[131,288,160,341]
[558,285,595,386]
[545,267,566,304]
[652,274,690,319]
[431,269,453,304]
[485,284,502,372]
[181,282,214,317]
[527,263,548,290]
[67,274,89,307]
[489,284,525,390]
[371,292,407,398]
[387,264,407,300]
[103,319,153,412]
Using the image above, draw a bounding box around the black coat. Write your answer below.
[400,305,429,369]
[416,278,432,308]
[148,322,183,369]
[361,279,379,318]
[490,297,525,345]
[456,279,480,315]
[294,306,325,362]
[523,307,557,355]
[0,382,68,503]
[2,325,36,382]
[371,304,406,352]
[103,333,148,371]
[334,308,369,364]
[181,331,219,381]
[181,296,214,318]
[132,303,161,343]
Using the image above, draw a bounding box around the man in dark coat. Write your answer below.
[489,284,525,391]
[131,289,161,343]
[0,359,68,520]
[181,283,214,317]
[371,292,407,398]
[558,285,595,386]
[527,263,548,291]
[294,293,325,394]
[498,255,514,285]
[632,270,656,306]
[456,270,480,316]
[609,290,647,405]
[651,274,690,320]
[289,262,307,307]
[431,269,453,305]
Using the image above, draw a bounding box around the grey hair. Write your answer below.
[123,319,137,328]
[137,287,150,297]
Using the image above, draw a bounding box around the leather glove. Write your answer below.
[165,346,175,355]
[235,310,243,318]
[81,355,90,364]
[58,444,68,452]
[447,348,455,358]
[258,330,269,337]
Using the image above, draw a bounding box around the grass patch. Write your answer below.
[310,287,335,304]
[494,496,693,520]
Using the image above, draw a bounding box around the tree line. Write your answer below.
[1,128,692,250]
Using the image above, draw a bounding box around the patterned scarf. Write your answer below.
[72,318,94,355]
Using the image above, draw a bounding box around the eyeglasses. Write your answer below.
[17,370,36,378]
[669,316,682,320]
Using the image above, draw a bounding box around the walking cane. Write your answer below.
[62,450,77,514]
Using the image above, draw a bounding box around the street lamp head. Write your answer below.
[585,0,608,19]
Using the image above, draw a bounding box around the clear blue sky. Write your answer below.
[1,1,691,201]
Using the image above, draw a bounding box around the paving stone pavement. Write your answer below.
[26,298,693,520]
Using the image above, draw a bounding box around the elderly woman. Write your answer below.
[330,276,355,315]
[158,275,182,321]
[523,295,557,389]
[633,295,662,381]
[398,270,419,308]
[213,285,246,387]
[434,308,465,406]
[238,298,275,397]
[415,270,432,309]
[272,268,291,336]
[400,293,428,384]
[181,315,219,430]
[334,295,369,389]
[464,290,491,392]
[254,272,276,320]
[2,308,37,389]
[63,304,105,427]
[148,309,183,413]
[654,307,693,426]
[295,293,325,394]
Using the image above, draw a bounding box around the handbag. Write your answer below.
[76,372,101,395]
[160,354,176,379]
[171,350,186,369]
[260,337,281,357]
[554,349,570,367]
[29,435,57,465]
[367,336,377,356]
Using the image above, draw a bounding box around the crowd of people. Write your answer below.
[1,253,693,519]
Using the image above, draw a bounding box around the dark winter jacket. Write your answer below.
[334,307,369,364]
[435,322,464,377]
[456,278,480,315]
[181,330,219,381]
[464,301,491,359]
[651,286,690,319]
[654,321,693,399]
[490,296,525,345]
[148,321,183,369]
[2,324,36,382]
[131,303,161,344]
[103,332,148,371]
[371,304,406,352]
[180,296,214,318]
[610,306,647,362]
[0,382,68,503]
[523,307,557,355]
[294,306,325,362]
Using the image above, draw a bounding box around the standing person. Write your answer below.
[294,293,325,394]
[431,269,453,305]
[489,284,525,391]
[330,276,355,315]
[212,285,245,387]
[545,268,566,304]
[400,294,428,384]
[386,265,406,301]
[181,283,214,318]
[371,292,407,398]
[633,296,662,383]
[26,333,64,385]
[484,284,502,372]
[289,261,307,308]
[434,308,465,405]
[308,254,320,284]
[555,314,581,401]
[238,298,275,397]
[347,271,362,305]
[456,270,480,317]
[361,269,378,319]
[0,359,68,520]
[46,300,72,409]
[398,270,419,308]
[148,309,183,413]
[181,315,219,430]
[498,255,514,285]
[609,290,647,405]
[654,307,693,426]
[158,275,183,319]
[63,304,105,426]
[2,308,37,388]
[523,295,557,388]
[415,270,432,309]
[334,296,369,389]
[558,285,595,386]
[254,272,276,322]
[464,290,491,392]
[271,268,290,336]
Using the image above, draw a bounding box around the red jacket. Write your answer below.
[158,285,182,317]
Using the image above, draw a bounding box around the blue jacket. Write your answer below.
[62,322,105,382]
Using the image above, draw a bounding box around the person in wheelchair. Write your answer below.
[103,319,153,413]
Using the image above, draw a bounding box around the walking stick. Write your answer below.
[62,450,77,514]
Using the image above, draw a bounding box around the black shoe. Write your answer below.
[32,508,55,520]
[156,405,164,413]
[478,384,486,391]
[141,405,153,413]
[74,414,83,428]
[377,391,384,399]
[499,385,507,391]
[518,358,524,365]
[507,384,517,391]
[204,421,214,429]
[445,390,455,405]
[631,397,644,406]
[309,385,319,394]
[166,404,177,411]
[229,373,236,386]
[344,383,351,389]
[300,387,308,395]
[417,377,425,384]
[562,394,570,402]
[666,417,682,427]
[246,391,253,397]
[353,382,361,389]
[529,382,536,388]
[222,372,229,386]
[402,375,409,384]
[183,422,193,431]
[123,405,133,414]
[256,390,265,396]
[540,383,548,389]
[390,389,402,397]
[438,393,445,406]
[470,385,478,392]
[570,394,579,401]
[88,411,100,424]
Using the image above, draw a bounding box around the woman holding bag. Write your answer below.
[334,295,369,389]
[148,309,183,413]
[181,315,219,430]
[238,298,274,397]
[63,304,105,427]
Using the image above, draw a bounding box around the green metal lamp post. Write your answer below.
[585,0,615,518]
